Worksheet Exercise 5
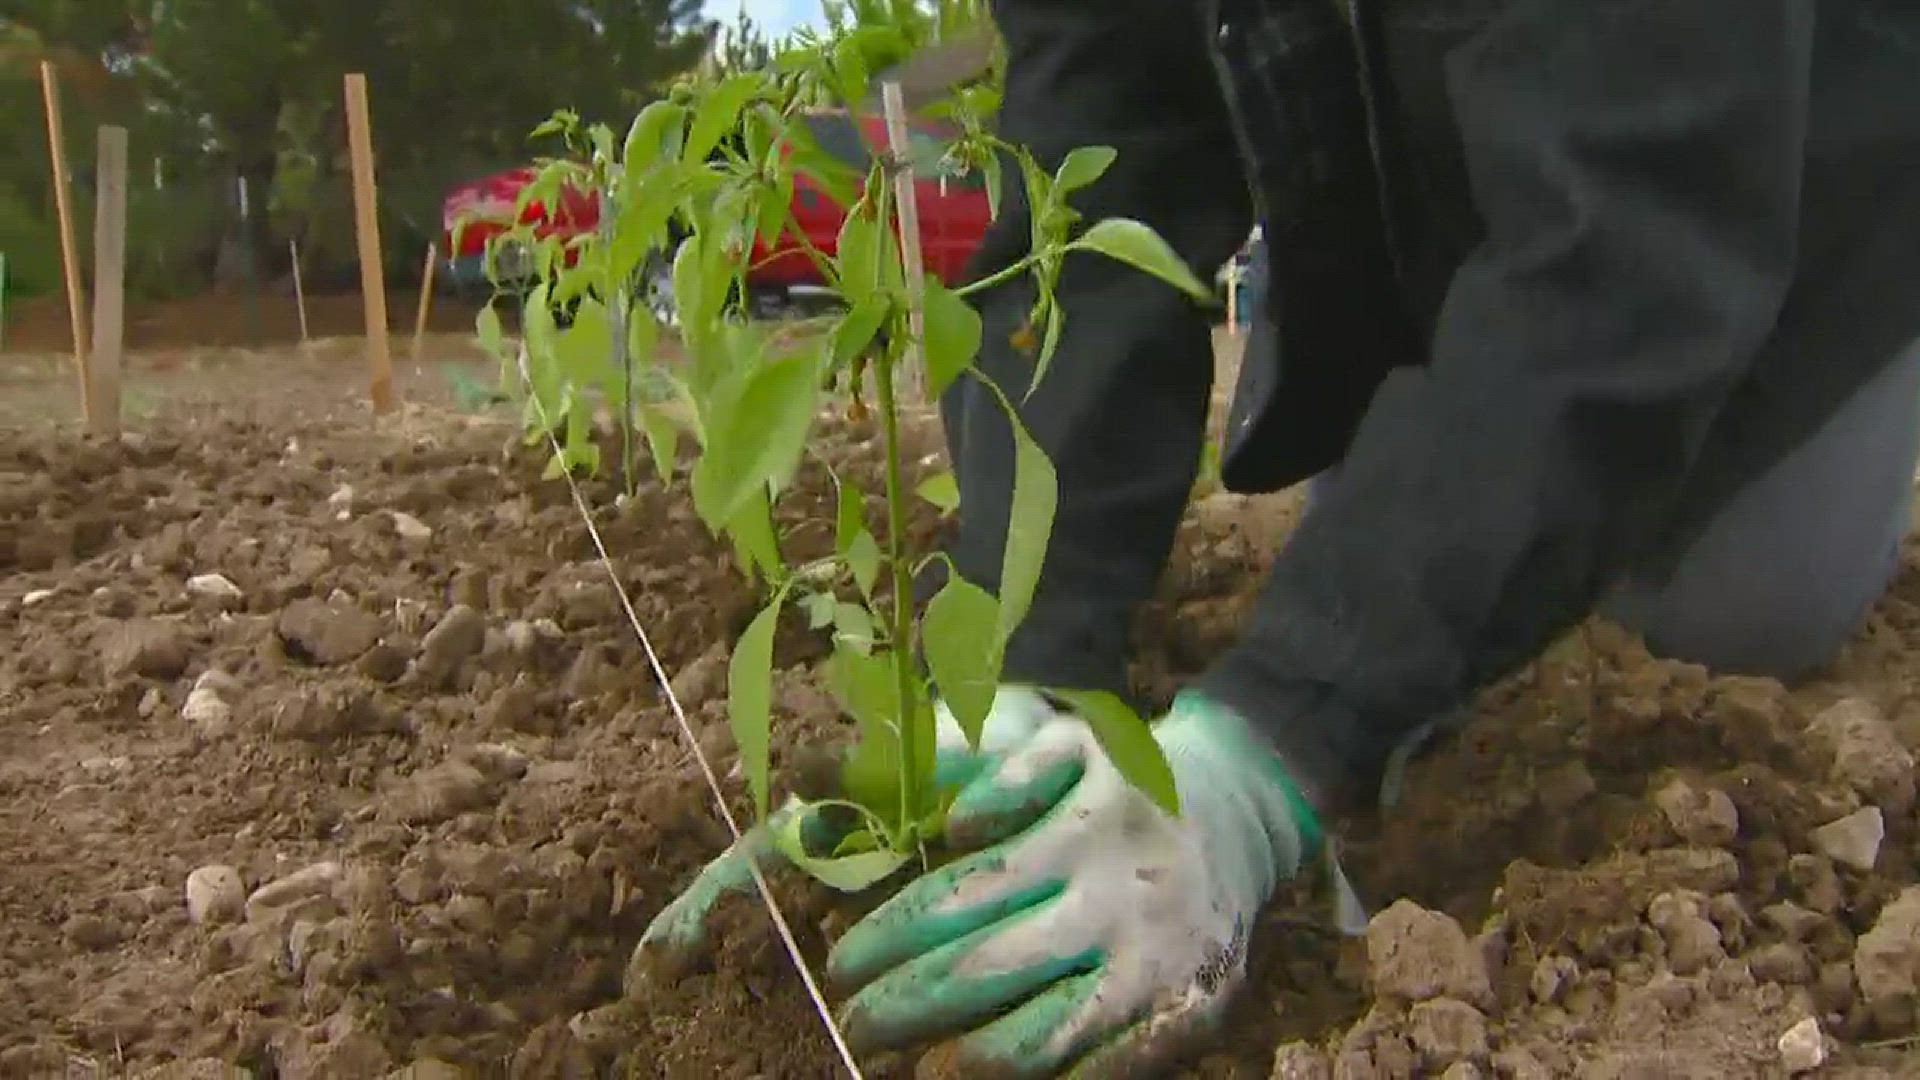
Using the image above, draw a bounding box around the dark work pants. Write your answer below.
[944,0,1920,744]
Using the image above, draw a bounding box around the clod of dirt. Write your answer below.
[1529,955,1579,1004]
[1406,998,1489,1069]
[383,1061,464,1080]
[385,760,497,826]
[462,742,530,782]
[1365,900,1494,1009]
[413,603,485,684]
[1854,885,1920,1007]
[1808,697,1917,816]
[277,598,383,665]
[1270,1041,1332,1079]
[272,685,395,741]
[1647,891,1726,975]
[186,572,245,606]
[1811,806,1885,871]
[1653,777,1740,846]
[99,618,193,679]
[668,641,729,709]
[245,861,342,923]
[1750,942,1817,986]
[185,865,246,925]
[131,1060,249,1079]
[1777,1016,1827,1072]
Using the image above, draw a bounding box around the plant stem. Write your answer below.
[873,328,921,835]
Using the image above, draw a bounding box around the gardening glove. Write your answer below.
[635,687,1065,966]
[827,689,1368,1078]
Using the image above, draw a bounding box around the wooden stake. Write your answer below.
[288,238,310,343]
[344,73,396,412]
[88,125,128,436]
[411,243,437,367]
[879,82,928,401]
[39,61,90,417]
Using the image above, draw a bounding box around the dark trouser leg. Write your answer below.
[1601,338,1920,677]
[942,0,1251,697]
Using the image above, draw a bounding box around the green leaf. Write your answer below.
[772,811,908,892]
[726,484,784,583]
[846,531,882,596]
[1050,688,1180,816]
[914,470,960,515]
[690,351,821,531]
[831,643,905,819]
[803,591,838,629]
[475,303,505,359]
[728,593,785,818]
[832,602,876,651]
[1068,218,1210,299]
[831,297,889,370]
[963,372,1058,645]
[921,575,1002,747]
[835,478,868,553]
[685,72,764,164]
[922,278,981,398]
[623,100,687,169]
[1053,146,1116,196]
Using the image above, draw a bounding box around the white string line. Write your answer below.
[513,344,865,1079]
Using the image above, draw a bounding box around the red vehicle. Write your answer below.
[439,109,991,317]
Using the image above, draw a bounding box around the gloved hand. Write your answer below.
[827,690,1365,1078]
[634,687,1067,967]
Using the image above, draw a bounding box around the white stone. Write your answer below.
[245,860,342,921]
[186,573,244,601]
[185,865,246,925]
[181,687,232,735]
[391,511,432,541]
[22,589,54,606]
[1811,806,1884,871]
[1776,1016,1825,1073]
[328,484,355,508]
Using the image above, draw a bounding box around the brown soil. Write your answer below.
[3,333,1920,1078]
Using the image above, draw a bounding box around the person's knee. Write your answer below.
[1603,552,1896,677]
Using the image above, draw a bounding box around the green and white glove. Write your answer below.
[634,687,1066,966]
[827,690,1367,1077]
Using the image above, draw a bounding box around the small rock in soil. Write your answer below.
[186,572,244,604]
[1855,885,1920,1007]
[277,597,382,664]
[390,510,433,541]
[131,1060,249,1079]
[1810,806,1884,871]
[1653,777,1740,846]
[1365,900,1494,1009]
[1270,1041,1332,1079]
[98,618,192,679]
[384,1060,465,1079]
[1776,1016,1826,1072]
[413,603,485,682]
[246,860,342,922]
[463,742,530,782]
[181,685,232,736]
[185,864,246,924]
[1808,697,1917,816]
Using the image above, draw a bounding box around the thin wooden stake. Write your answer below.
[39,61,90,417]
[88,125,128,437]
[879,82,928,402]
[411,243,437,367]
[289,239,310,343]
[344,73,396,412]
